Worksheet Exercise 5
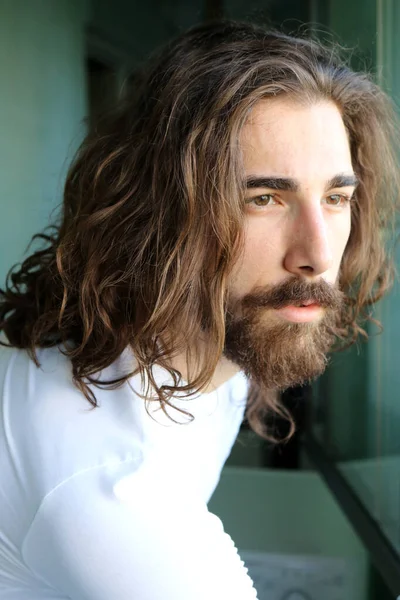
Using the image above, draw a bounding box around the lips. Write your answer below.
[275,303,323,323]
[298,300,319,307]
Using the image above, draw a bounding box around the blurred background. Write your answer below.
[1,0,400,598]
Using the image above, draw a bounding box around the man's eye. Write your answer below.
[246,194,277,208]
[325,194,351,207]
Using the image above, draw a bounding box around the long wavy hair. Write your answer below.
[1,20,399,441]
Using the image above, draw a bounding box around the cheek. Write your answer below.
[337,212,352,254]
[331,211,352,271]
[230,222,281,293]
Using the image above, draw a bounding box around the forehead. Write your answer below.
[240,98,353,182]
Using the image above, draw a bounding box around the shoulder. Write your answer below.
[0,342,146,502]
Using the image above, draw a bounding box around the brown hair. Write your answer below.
[1,20,399,440]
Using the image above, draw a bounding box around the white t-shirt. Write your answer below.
[0,340,258,599]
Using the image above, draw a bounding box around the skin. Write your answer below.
[175,97,357,391]
[230,97,355,305]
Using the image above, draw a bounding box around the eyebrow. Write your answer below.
[245,173,359,192]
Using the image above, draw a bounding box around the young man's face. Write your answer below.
[224,98,357,390]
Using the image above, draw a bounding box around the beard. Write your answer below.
[224,277,344,392]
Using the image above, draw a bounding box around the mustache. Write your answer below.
[232,278,344,312]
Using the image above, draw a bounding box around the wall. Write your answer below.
[225,0,309,28]
[209,466,369,600]
[88,0,203,67]
[0,0,88,286]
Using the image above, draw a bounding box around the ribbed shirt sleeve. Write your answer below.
[21,461,259,600]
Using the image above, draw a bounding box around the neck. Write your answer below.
[169,346,241,394]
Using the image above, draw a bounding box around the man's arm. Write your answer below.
[22,462,259,599]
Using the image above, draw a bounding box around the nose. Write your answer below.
[283,206,333,277]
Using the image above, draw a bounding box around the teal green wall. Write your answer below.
[209,467,369,600]
[0,0,208,290]
[226,0,309,28]
[88,0,203,66]
[0,0,88,286]
[328,0,377,70]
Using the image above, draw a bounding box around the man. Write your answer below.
[0,19,398,600]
